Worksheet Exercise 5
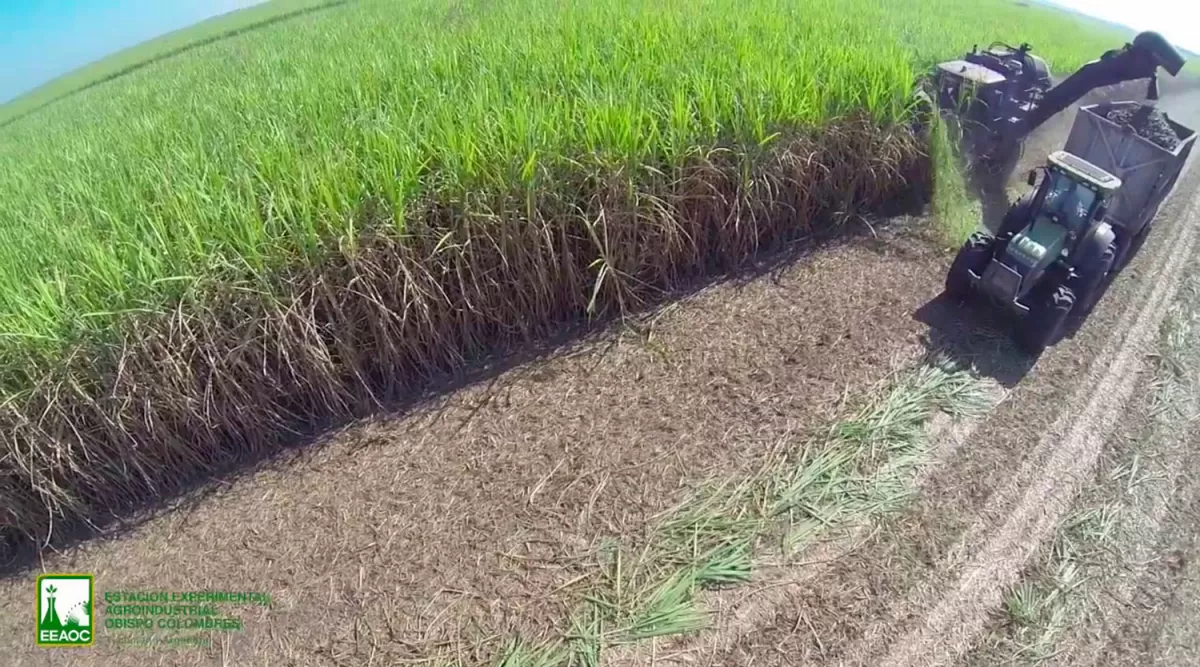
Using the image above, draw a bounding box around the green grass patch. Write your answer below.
[980,486,1119,662]
[930,115,984,247]
[452,357,991,666]
[997,537,1090,652]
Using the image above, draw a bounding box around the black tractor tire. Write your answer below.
[1068,239,1118,319]
[1016,283,1075,356]
[1116,222,1153,274]
[946,232,997,299]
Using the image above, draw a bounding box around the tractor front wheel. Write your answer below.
[946,232,997,299]
[1016,283,1075,356]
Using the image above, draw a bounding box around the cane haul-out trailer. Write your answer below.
[1064,102,1195,270]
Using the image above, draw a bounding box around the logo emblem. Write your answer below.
[36,574,94,647]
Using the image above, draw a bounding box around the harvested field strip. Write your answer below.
[966,263,1200,666]
[0,231,953,665]
[0,0,1124,556]
[426,358,992,666]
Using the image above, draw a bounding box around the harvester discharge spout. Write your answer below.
[1012,31,1186,142]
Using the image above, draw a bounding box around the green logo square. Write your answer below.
[36,574,94,647]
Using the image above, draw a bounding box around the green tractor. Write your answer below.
[945,149,1122,354]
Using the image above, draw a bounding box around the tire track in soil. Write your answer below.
[601,382,1009,667]
[875,150,1200,667]
[608,85,1195,667]
[1044,361,1200,667]
[697,193,1197,667]
[1041,362,1200,667]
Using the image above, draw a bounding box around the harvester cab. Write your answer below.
[945,150,1123,354]
[935,41,1051,121]
[932,31,1186,174]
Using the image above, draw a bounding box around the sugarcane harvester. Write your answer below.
[934,31,1185,174]
[933,32,1196,354]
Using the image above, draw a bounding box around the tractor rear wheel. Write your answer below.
[1116,222,1153,274]
[1016,283,1075,355]
[1068,239,1118,320]
[945,232,996,298]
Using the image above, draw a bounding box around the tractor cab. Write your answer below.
[1026,150,1121,239]
[944,147,1128,354]
[977,150,1121,308]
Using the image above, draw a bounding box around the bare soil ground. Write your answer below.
[0,214,955,666]
[685,88,1200,667]
[959,259,1200,667]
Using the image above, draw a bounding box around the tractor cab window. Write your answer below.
[1040,169,1096,230]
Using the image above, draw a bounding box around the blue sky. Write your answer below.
[0,0,1197,105]
[0,0,265,103]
